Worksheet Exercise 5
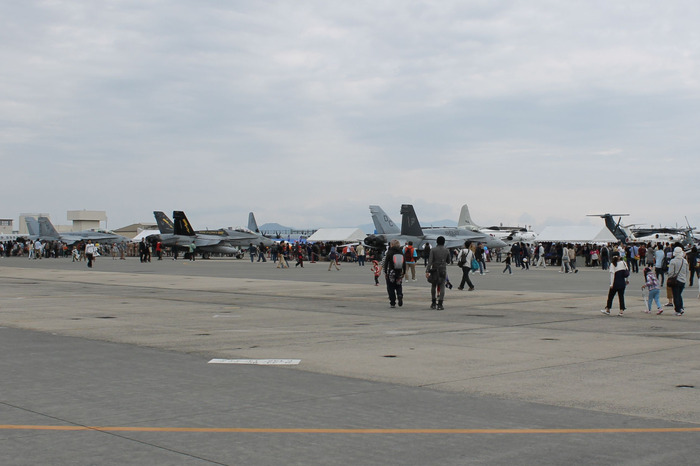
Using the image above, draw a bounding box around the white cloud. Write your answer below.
[2,0,700,231]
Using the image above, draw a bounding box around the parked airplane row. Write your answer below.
[21,205,693,259]
[19,205,537,257]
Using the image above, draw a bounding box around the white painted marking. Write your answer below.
[385,331,419,335]
[208,359,301,365]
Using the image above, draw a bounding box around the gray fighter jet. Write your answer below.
[153,211,242,258]
[27,216,129,245]
[364,205,491,251]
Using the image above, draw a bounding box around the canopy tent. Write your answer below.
[131,229,161,243]
[306,228,366,243]
[536,226,618,243]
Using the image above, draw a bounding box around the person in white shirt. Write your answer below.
[85,241,96,268]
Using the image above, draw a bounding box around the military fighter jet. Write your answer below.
[364,205,491,251]
[27,216,129,245]
[153,211,242,258]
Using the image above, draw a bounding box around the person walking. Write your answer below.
[654,244,666,285]
[426,236,450,310]
[560,244,571,273]
[535,243,546,268]
[85,240,96,268]
[503,252,513,274]
[327,245,340,271]
[371,260,380,286]
[666,246,689,316]
[641,266,663,314]
[601,254,629,316]
[687,245,698,287]
[457,241,476,290]
[356,243,366,266]
[403,241,417,281]
[568,244,578,273]
[379,239,406,308]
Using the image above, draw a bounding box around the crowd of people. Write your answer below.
[4,235,698,316]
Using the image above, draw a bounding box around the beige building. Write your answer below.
[17,210,109,235]
[0,218,13,235]
[67,210,107,231]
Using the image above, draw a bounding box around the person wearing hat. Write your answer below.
[666,246,689,316]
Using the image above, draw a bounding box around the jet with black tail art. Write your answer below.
[153,211,242,258]
[29,216,129,245]
[364,205,491,250]
[457,204,537,245]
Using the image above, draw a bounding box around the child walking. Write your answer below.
[371,260,380,286]
[503,252,512,274]
[642,266,663,314]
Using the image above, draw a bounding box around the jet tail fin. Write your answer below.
[400,204,424,237]
[248,212,260,233]
[25,217,40,237]
[369,205,400,235]
[153,211,175,234]
[38,217,60,239]
[458,204,477,228]
[172,211,196,236]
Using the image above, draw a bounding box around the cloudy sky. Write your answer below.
[2,1,699,232]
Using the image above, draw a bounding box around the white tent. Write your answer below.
[536,226,618,243]
[131,229,161,243]
[307,228,366,243]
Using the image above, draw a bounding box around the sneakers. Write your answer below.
[601,309,611,315]
[665,302,674,307]
[430,302,436,310]
[398,296,403,307]
[390,304,396,309]
[617,310,624,317]
[643,309,651,314]
[657,308,663,315]
[675,309,685,316]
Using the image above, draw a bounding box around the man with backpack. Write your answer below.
[379,239,406,308]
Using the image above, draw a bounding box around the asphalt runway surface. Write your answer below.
[1,256,699,465]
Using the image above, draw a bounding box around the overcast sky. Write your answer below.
[2,1,699,232]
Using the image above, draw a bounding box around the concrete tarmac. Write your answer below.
[1,256,699,465]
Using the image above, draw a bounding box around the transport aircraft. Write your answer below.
[589,213,696,246]
[153,211,242,258]
[25,216,129,245]
[363,205,490,250]
[457,204,537,244]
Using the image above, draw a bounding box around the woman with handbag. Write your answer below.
[601,253,629,316]
[457,241,476,291]
[666,246,689,316]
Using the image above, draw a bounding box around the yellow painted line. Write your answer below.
[1,425,700,434]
